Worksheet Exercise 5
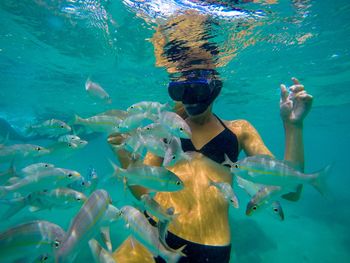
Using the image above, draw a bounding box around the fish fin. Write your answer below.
[73,114,84,125]
[309,164,332,195]
[108,159,125,181]
[166,244,187,263]
[7,176,20,185]
[29,206,43,212]
[100,226,113,252]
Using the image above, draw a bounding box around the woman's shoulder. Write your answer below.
[223,119,253,132]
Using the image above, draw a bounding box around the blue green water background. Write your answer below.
[1,0,350,262]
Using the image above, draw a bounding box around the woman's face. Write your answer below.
[168,77,222,116]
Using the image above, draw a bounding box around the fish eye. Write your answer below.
[54,240,61,248]
[82,182,85,186]
[163,138,168,143]
[252,206,257,210]
[60,125,64,128]
[176,181,181,186]
[68,173,72,177]
[172,155,176,160]
[44,164,49,167]
[43,256,48,261]
[273,208,278,212]
[68,143,72,147]
[76,198,81,201]
[179,127,183,131]
[36,147,41,151]
[234,164,239,168]
[146,127,150,130]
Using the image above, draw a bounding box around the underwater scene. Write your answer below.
[0,0,349,262]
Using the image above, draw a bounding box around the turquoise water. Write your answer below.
[0,0,350,262]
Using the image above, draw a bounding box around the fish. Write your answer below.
[209,180,239,208]
[56,190,121,263]
[163,136,191,167]
[26,119,71,138]
[139,123,172,139]
[87,167,99,194]
[0,220,66,263]
[110,161,184,192]
[20,162,55,176]
[224,154,331,195]
[117,112,157,133]
[89,239,116,263]
[236,175,285,221]
[127,101,172,115]
[157,111,192,139]
[58,134,87,146]
[0,188,87,219]
[0,144,50,164]
[140,194,176,223]
[123,133,167,158]
[245,184,283,217]
[85,78,112,104]
[73,114,122,134]
[120,205,185,263]
[0,167,81,198]
[139,194,177,250]
[47,140,88,158]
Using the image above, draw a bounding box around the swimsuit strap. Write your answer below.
[213,114,229,130]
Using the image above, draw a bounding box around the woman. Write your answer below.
[108,9,313,263]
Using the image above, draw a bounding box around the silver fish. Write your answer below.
[210,181,239,208]
[163,136,191,167]
[20,163,55,176]
[110,161,184,192]
[56,190,120,263]
[0,144,50,164]
[120,205,185,263]
[89,239,116,263]
[140,194,176,222]
[85,78,112,104]
[0,220,66,263]
[73,114,122,134]
[0,168,81,198]
[127,101,172,115]
[26,119,71,138]
[0,188,87,219]
[224,154,331,195]
[236,175,285,221]
[157,111,191,139]
[117,112,157,133]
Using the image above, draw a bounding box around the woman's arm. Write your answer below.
[279,77,313,200]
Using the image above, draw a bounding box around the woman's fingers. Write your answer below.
[280,84,288,102]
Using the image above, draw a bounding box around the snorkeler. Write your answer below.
[108,3,313,263]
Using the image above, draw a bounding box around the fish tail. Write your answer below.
[164,244,187,263]
[309,164,332,195]
[108,159,124,181]
[73,114,84,125]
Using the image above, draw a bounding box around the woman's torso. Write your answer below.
[153,115,240,245]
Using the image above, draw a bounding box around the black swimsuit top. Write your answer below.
[180,115,239,164]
